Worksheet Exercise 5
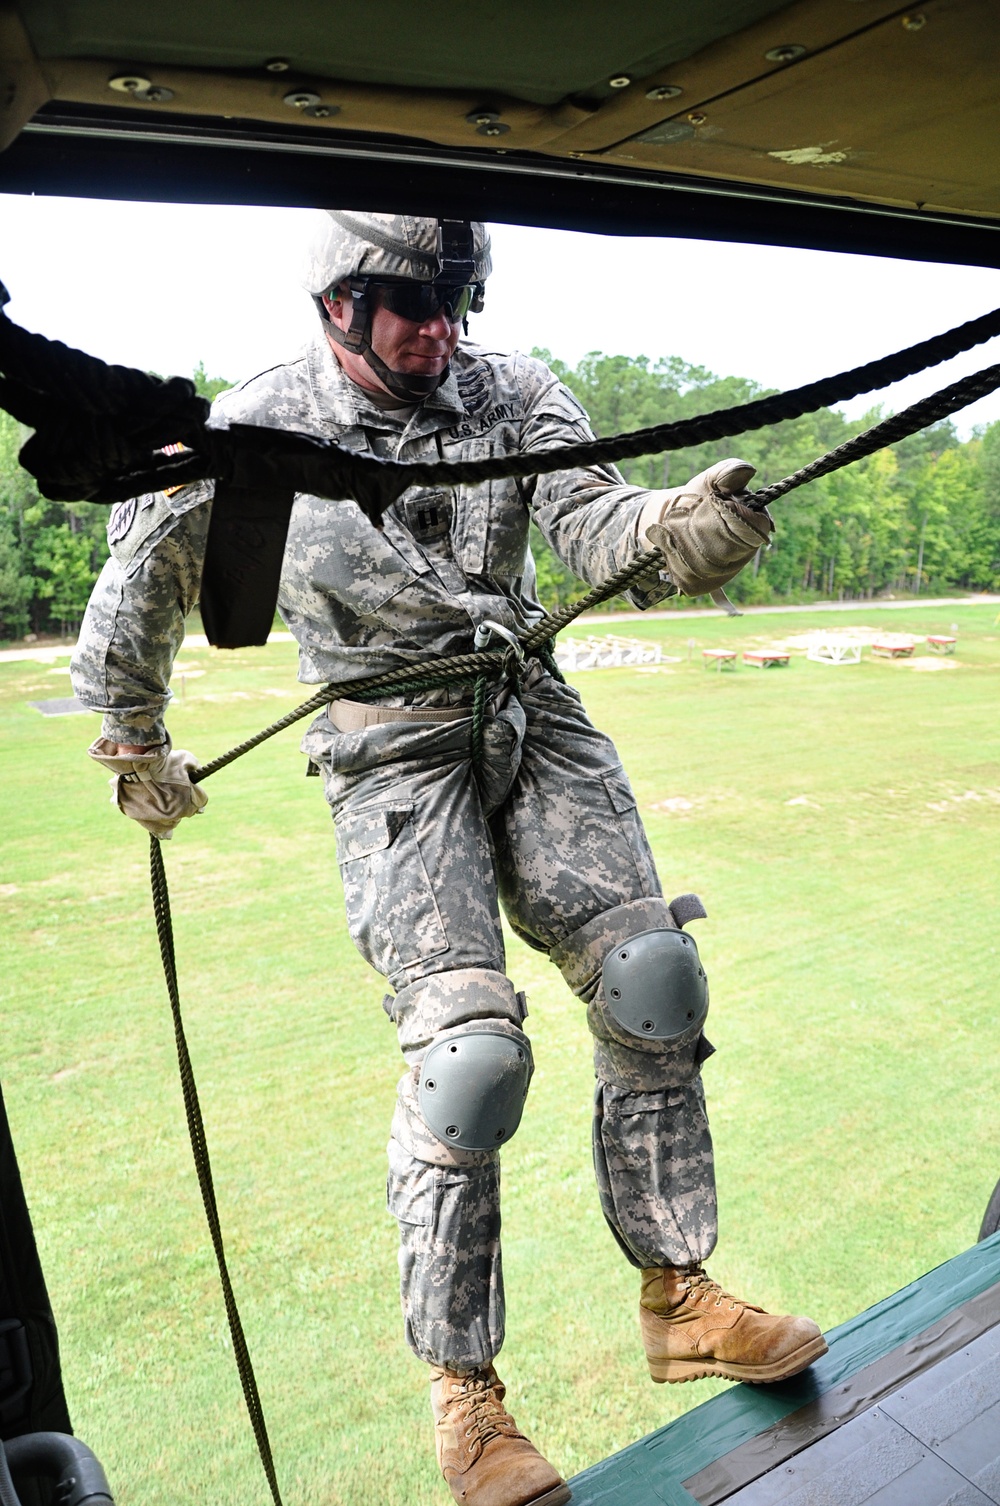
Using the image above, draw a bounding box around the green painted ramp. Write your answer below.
[568,1232,1000,1505]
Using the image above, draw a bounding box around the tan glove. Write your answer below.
[639,458,773,597]
[87,736,208,840]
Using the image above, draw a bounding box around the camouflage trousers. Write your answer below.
[304,669,718,1372]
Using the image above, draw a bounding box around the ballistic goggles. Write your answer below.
[365,277,482,324]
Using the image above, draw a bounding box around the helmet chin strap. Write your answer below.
[319,282,450,403]
[356,339,447,403]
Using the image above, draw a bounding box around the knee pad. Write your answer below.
[603,927,708,1044]
[419,1026,533,1152]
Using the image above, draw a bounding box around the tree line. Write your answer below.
[531,349,1000,611]
[1,351,998,640]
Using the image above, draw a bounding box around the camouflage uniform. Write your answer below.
[71,333,717,1374]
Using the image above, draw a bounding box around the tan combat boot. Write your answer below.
[640,1266,828,1385]
[430,1364,570,1506]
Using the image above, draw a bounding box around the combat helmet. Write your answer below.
[301,211,492,401]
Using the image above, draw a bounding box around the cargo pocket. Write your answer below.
[613,1089,672,1116]
[600,765,658,897]
[387,1138,433,1231]
[335,802,448,978]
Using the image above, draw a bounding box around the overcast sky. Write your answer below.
[4,193,1000,437]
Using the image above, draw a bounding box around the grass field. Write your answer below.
[2,601,998,1505]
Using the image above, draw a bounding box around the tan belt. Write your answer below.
[328,696,484,731]
[328,656,548,732]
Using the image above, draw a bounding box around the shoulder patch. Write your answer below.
[107,498,137,543]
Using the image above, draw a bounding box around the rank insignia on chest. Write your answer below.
[403,492,454,544]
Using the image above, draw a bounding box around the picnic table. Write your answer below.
[743,650,790,668]
[871,638,915,658]
[806,636,862,665]
[702,648,737,670]
[927,635,957,653]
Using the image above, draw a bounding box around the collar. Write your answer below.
[306,334,467,439]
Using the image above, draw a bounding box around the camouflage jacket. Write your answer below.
[71,335,671,743]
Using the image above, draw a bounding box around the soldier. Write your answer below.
[71,213,826,1506]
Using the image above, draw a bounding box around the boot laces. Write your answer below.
[683,1269,764,1314]
[450,1373,520,1446]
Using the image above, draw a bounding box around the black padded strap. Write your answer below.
[199,484,296,649]
[669,893,708,929]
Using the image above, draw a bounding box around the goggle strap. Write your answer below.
[342,278,370,352]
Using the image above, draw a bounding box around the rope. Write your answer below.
[148,837,284,1506]
[4,279,1000,518]
[186,354,1000,787]
[752,361,1000,506]
[190,651,508,782]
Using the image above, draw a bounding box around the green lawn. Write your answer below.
[2,601,998,1505]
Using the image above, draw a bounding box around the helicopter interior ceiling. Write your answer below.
[0,0,998,264]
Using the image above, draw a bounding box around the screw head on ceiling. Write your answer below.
[108,74,152,94]
[303,103,339,119]
[478,121,511,136]
[646,84,683,101]
[687,111,707,126]
[765,44,806,62]
[466,108,500,126]
[283,90,322,109]
[265,57,290,72]
[138,85,174,103]
[902,12,926,28]
[609,75,632,89]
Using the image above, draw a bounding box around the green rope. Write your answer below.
[149,837,284,1506]
[536,639,567,686]
[471,674,488,771]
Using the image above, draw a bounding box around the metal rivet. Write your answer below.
[516,1049,524,1060]
[448,1044,459,1053]
[619,950,629,961]
[467,108,500,125]
[424,1079,436,1092]
[686,112,707,126]
[902,12,926,28]
[609,75,632,89]
[686,1010,694,1019]
[610,987,622,1000]
[642,1020,655,1032]
[446,1125,460,1137]
[478,122,510,136]
[495,1128,506,1139]
[108,74,152,94]
[304,104,338,119]
[283,90,321,109]
[765,44,806,62]
[680,936,689,944]
[265,57,290,72]
[646,84,683,101]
